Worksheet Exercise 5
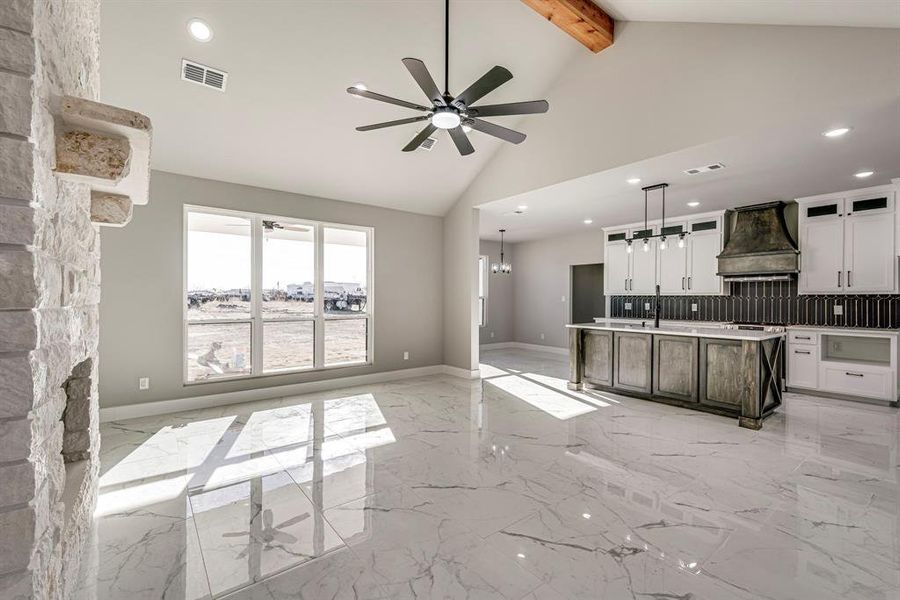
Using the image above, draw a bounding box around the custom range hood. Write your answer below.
[717,201,799,281]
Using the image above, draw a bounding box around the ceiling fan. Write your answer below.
[347,0,549,156]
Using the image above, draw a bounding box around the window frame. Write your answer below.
[183,205,374,385]
[478,254,489,328]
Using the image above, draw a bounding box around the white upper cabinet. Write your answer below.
[686,217,724,295]
[799,199,845,293]
[657,223,687,294]
[605,230,630,295]
[797,184,898,294]
[603,212,724,296]
[629,226,657,294]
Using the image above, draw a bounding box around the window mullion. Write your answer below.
[251,215,264,375]
[314,223,325,368]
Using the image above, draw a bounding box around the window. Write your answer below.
[185,206,372,383]
[478,255,488,327]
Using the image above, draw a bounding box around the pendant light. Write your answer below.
[625,183,688,251]
[491,229,512,274]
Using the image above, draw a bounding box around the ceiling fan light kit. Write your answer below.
[348,0,549,156]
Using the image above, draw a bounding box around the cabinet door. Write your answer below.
[687,231,722,294]
[658,225,688,294]
[653,335,698,402]
[787,345,817,389]
[583,330,613,386]
[613,332,652,393]
[630,238,657,294]
[605,242,630,295]
[698,338,744,411]
[845,210,896,293]
[799,201,845,293]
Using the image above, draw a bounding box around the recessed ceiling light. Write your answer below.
[854,170,874,178]
[517,205,528,211]
[582,513,591,519]
[823,127,850,138]
[627,178,641,185]
[687,200,700,207]
[187,18,213,42]
[583,219,593,225]
[516,553,526,559]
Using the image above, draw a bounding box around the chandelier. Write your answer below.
[491,229,511,274]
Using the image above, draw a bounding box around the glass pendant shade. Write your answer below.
[626,241,633,254]
[677,234,685,248]
[659,236,667,250]
[491,229,511,274]
[642,238,649,252]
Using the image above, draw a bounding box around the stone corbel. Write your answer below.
[53,96,152,227]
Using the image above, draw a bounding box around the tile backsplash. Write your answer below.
[610,280,899,329]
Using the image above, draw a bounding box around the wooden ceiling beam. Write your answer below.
[521,0,614,53]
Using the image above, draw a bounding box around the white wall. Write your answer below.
[443,21,900,372]
[99,171,444,408]
[479,240,515,344]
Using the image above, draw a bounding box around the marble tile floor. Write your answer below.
[74,348,900,599]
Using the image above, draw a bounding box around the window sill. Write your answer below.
[184,360,372,386]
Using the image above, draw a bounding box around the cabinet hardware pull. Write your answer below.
[688,276,692,290]
[794,350,811,355]
[795,336,811,340]
[847,270,852,287]
[845,372,864,377]
[837,271,842,287]
[625,277,628,291]
[682,277,685,290]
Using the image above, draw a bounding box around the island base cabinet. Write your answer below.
[699,339,745,411]
[583,330,613,386]
[613,332,652,394]
[653,335,698,402]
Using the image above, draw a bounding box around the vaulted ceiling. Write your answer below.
[100,1,900,218]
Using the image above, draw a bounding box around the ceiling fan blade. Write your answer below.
[356,116,430,131]
[448,126,475,156]
[402,58,445,107]
[451,66,512,109]
[346,87,429,112]
[467,118,526,144]
[467,100,549,118]
[402,123,437,152]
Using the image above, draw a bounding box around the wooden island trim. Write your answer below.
[567,324,784,429]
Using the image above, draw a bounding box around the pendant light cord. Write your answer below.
[444,0,449,95]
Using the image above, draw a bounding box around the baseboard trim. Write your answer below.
[100,364,474,423]
[480,342,568,356]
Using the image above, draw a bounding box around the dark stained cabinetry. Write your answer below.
[653,335,698,402]
[583,330,613,386]
[613,332,652,393]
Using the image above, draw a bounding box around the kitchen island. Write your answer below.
[567,320,785,429]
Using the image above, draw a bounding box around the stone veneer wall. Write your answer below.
[0,0,102,598]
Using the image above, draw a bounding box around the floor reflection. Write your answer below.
[77,349,899,599]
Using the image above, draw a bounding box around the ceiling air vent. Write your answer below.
[684,162,725,175]
[418,137,437,151]
[181,59,228,92]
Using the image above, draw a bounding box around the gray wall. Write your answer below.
[99,171,443,408]
[478,240,515,344]
[511,230,604,349]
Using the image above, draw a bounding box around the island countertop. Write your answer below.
[567,320,785,341]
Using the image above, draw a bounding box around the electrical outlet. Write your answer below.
[540,333,545,340]
[624,302,632,310]
[644,302,651,310]
[403,351,409,360]
[138,377,150,391]
[490,331,495,338]
[691,303,698,312]
[833,305,844,316]
[561,295,566,302]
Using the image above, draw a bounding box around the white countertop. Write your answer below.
[569,320,785,341]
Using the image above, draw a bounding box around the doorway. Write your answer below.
[571,263,605,323]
